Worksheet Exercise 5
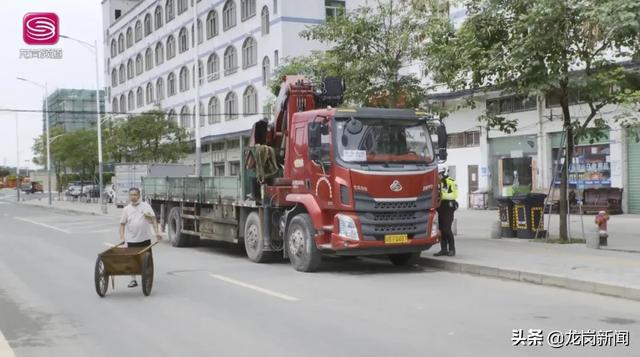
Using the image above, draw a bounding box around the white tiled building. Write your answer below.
[102,0,365,175]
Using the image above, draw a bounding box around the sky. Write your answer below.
[0,0,105,169]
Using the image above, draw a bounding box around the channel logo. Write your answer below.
[23,12,59,45]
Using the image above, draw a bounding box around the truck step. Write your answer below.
[322,225,333,232]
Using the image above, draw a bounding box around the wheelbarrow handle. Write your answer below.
[137,240,159,255]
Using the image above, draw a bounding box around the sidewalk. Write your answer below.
[420,209,640,301]
[19,196,122,218]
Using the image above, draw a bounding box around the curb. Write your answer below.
[18,202,107,217]
[419,257,640,302]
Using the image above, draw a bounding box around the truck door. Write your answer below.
[307,121,333,206]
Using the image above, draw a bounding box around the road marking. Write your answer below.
[209,274,299,302]
[0,329,16,357]
[13,217,71,234]
[103,242,115,247]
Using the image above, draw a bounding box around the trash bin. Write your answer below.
[496,196,516,238]
[512,193,547,239]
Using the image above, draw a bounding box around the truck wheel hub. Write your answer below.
[247,225,258,250]
[289,229,305,257]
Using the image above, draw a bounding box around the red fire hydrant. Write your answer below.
[595,211,609,246]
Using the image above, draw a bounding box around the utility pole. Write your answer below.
[193,1,201,176]
[15,113,20,202]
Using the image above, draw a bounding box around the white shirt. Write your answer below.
[120,201,155,243]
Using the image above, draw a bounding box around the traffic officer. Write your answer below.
[435,166,458,257]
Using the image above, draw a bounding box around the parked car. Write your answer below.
[65,185,82,198]
[28,182,43,194]
[82,185,100,198]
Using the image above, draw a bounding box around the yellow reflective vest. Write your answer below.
[440,176,458,201]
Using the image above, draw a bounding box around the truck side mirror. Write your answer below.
[437,123,448,162]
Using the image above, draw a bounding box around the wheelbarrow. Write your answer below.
[94,241,158,297]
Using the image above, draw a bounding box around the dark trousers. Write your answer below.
[438,202,456,252]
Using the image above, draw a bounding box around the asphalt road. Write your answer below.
[0,193,638,357]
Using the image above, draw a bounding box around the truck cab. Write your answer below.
[278,107,442,268]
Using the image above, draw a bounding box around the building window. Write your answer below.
[273,0,277,14]
[120,95,126,113]
[261,6,269,35]
[447,131,481,149]
[167,109,176,123]
[545,88,589,108]
[145,48,153,70]
[206,10,218,39]
[486,95,536,115]
[144,14,152,36]
[110,39,117,57]
[229,161,240,176]
[146,83,154,104]
[166,35,176,59]
[241,0,256,21]
[179,66,190,92]
[136,87,144,108]
[196,60,204,85]
[198,102,205,127]
[166,0,175,22]
[128,91,135,110]
[111,68,118,87]
[180,105,190,128]
[261,56,270,86]
[274,49,278,66]
[126,27,133,48]
[224,46,237,75]
[214,162,225,176]
[136,54,143,75]
[155,6,163,29]
[119,64,125,83]
[135,20,142,42]
[111,98,118,113]
[178,0,188,15]
[168,72,176,96]
[325,0,346,19]
[225,91,238,120]
[207,53,220,81]
[196,20,203,44]
[117,34,124,53]
[179,27,189,53]
[155,42,165,65]
[208,96,220,124]
[156,78,165,100]
[223,0,237,30]
[243,86,258,115]
[242,37,257,68]
[127,58,134,79]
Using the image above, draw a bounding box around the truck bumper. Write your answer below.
[322,234,439,256]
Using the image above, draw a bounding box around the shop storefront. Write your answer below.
[550,132,611,189]
[488,135,539,206]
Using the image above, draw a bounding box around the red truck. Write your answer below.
[143,76,448,272]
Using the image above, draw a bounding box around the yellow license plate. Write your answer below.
[384,234,409,244]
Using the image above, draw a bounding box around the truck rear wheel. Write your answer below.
[388,252,421,267]
[168,207,190,247]
[244,211,273,263]
[287,214,322,272]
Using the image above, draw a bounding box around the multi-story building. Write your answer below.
[101,0,368,176]
[44,89,105,133]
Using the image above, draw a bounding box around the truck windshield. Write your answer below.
[335,118,435,165]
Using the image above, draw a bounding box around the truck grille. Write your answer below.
[354,191,433,241]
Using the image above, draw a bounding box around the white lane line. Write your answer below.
[209,274,299,302]
[103,242,115,247]
[0,329,16,357]
[13,217,71,234]
[57,221,115,228]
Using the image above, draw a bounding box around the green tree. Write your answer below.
[105,110,190,163]
[423,0,640,240]
[289,0,426,108]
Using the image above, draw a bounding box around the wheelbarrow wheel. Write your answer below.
[94,256,108,297]
[141,252,154,296]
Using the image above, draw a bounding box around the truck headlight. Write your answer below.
[430,211,440,238]
[337,214,359,241]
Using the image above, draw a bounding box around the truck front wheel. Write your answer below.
[244,211,273,263]
[168,207,190,247]
[287,214,322,272]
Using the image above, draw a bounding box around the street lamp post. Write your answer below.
[15,113,20,202]
[16,77,51,205]
[60,35,106,213]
